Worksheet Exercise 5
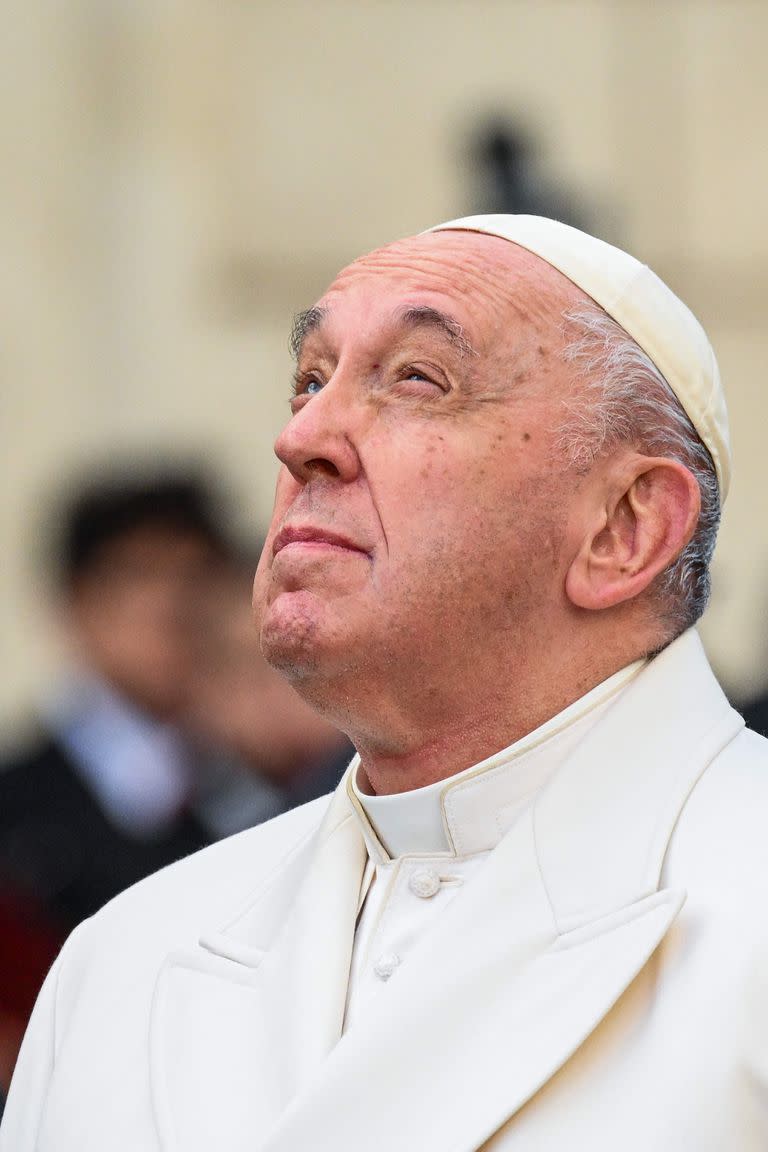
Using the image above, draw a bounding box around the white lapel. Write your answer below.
[259,874,683,1152]
[149,785,368,1152]
[257,631,743,1152]
[150,630,744,1152]
[534,630,744,931]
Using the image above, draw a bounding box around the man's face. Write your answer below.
[254,231,587,727]
[69,526,221,719]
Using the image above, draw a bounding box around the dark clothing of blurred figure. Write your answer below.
[740,693,768,740]
[0,881,61,1112]
[0,467,231,1090]
[199,742,351,839]
[0,468,227,934]
[0,727,208,938]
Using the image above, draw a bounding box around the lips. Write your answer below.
[272,524,368,557]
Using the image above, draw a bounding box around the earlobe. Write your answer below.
[565,457,701,613]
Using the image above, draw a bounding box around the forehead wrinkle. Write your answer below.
[334,233,583,347]
[338,245,509,313]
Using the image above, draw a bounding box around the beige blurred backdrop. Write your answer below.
[2,0,768,729]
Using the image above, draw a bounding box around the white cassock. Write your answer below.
[2,628,768,1151]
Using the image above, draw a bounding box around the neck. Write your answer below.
[349,642,644,796]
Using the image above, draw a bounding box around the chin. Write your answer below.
[259,591,328,680]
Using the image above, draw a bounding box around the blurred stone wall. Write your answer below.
[2,0,767,725]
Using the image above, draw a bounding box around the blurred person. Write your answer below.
[470,119,587,228]
[4,216,768,1151]
[738,671,768,738]
[0,880,60,1104]
[0,469,228,940]
[188,557,352,837]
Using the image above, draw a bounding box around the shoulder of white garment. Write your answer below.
[67,792,332,960]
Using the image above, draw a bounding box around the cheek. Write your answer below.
[398,433,510,526]
[372,433,487,558]
[385,438,565,581]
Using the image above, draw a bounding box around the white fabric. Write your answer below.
[428,215,731,499]
[350,659,644,857]
[344,852,491,1032]
[4,630,768,1152]
[345,660,643,1028]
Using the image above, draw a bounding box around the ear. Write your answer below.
[565,456,701,611]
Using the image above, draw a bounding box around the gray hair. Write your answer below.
[559,305,721,636]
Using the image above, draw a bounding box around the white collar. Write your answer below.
[349,659,645,860]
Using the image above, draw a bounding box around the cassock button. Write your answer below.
[409,868,441,898]
[373,953,401,981]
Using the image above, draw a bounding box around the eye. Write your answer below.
[290,370,325,409]
[399,364,448,393]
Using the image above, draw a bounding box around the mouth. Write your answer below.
[272,524,369,558]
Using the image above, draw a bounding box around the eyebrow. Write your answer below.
[289,301,478,362]
[289,305,327,360]
[395,305,477,358]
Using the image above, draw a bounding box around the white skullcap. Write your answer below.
[428,214,731,500]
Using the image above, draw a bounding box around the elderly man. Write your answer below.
[3,216,767,1151]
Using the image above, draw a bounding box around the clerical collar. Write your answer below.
[348,660,645,861]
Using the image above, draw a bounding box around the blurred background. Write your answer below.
[3,0,768,720]
[1,0,768,1096]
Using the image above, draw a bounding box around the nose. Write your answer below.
[274,379,361,484]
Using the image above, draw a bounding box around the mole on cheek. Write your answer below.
[522,432,531,442]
